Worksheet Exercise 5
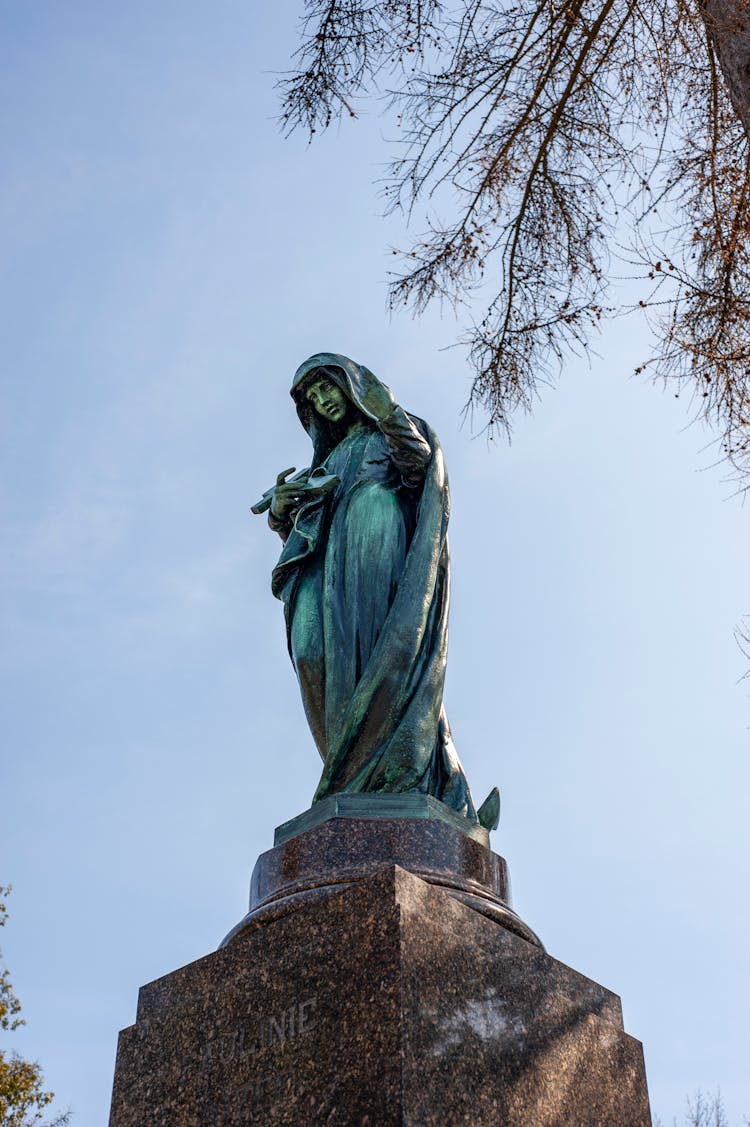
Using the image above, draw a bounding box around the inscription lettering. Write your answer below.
[199,997,318,1072]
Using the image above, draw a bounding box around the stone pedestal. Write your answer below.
[221,795,542,950]
[109,809,652,1125]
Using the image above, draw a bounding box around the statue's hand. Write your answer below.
[270,466,304,520]
[359,372,396,420]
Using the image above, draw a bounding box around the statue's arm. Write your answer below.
[268,507,293,542]
[266,466,302,541]
[377,405,432,487]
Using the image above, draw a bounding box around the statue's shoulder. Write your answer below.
[407,412,438,446]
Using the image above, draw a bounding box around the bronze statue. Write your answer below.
[254,353,498,831]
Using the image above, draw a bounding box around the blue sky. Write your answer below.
[1,3,748,1124]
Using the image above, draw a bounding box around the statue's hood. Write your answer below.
[291,352,381,465]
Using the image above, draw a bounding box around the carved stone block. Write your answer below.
[109,852,651,1125]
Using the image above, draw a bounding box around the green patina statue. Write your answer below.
[253,353,499,831]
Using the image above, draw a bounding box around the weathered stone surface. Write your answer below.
[109,865,651,1126]
[397,873,650,1125]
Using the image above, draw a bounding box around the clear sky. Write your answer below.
[1,4,748,1124]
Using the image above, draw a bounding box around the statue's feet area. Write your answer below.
[220,795,543,949]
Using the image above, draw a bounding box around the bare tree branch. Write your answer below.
[280,0,750,478]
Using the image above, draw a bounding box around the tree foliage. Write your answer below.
[280,0,750,479]
[0,887,68,1127]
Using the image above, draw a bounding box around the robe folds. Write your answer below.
[271,353,477,823]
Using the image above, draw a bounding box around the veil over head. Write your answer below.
[291,352,386,465]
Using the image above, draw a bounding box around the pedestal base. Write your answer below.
[110,857,651,1124]
[221,803,542,949]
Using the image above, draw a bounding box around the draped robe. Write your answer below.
[270,353,477,823]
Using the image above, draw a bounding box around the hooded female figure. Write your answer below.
[264,352,489,826]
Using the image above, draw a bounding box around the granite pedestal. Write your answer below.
[109,804,652,1125]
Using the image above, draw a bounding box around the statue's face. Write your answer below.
[304,375,351,424]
